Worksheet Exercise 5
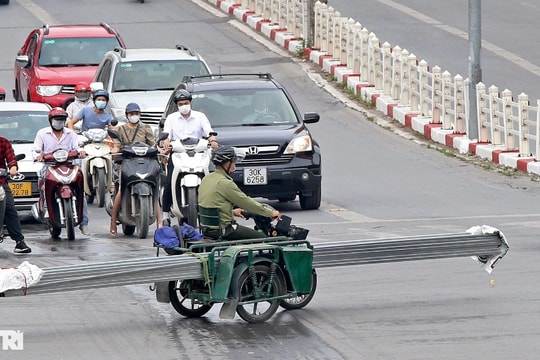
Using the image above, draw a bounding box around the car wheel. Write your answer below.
[299,186,321,210]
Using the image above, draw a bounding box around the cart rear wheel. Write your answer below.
[168,280,212,318]
[236,264,285,323]
[280,268,317,310]
[122,224,136,236]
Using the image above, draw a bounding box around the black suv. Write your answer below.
[161,73,322,210]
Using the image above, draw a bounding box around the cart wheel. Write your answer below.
[280,268,317,310]
[168,280,212,318]
[236,264,285,323]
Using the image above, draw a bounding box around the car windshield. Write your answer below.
[189,89,299,127]
[38,37,122,66]
[112,60,210,92]
[0,111,49,142]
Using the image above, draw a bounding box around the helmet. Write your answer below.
[125,102,141,114]
[211,146,239,166]
[173,89,192,103]
[74,82,90,92]
[93,89,109,101]
[48,107,68,122]
[74,82,91,101]
[0,86,5,101]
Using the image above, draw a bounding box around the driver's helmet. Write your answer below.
[48,107,68,122]
[74,82,91,102]
[173,89,192,103]
[93,89,109,101]
[125,102,141,115]
[211,145,246,165]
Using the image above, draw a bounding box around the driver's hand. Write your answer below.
[36,155,44,162]
[79,151,87,158]
[270,210,281,220]
[233,208,245,218]
[9,166,18,177]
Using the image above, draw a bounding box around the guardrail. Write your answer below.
[215,0,540,172]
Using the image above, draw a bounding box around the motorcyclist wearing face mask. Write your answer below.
[109,102,161,236]
[33,108,90,235]
[161,89,218,224]
[67,89,113,132]
[66,82,93,121]
[198,145,281,240]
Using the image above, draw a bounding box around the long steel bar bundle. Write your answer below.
[1,230,507,297]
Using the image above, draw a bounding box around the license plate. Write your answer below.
[243,167,267,185]
[8,182,32,197]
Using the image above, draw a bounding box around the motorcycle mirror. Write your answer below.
[209,131,218,137]
[15,154,25,161]
[110,119,118,126]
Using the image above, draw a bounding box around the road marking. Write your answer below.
[377,0,540,77]
[17,0,57,24]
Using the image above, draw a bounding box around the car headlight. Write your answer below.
[36,85,63,97]
[284,134,313,154]
[111,107,127,122]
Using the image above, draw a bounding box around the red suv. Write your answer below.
[14,23,126,108]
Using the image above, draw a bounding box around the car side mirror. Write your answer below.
[303,112,320,124]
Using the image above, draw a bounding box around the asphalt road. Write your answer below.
[1,1,540,359]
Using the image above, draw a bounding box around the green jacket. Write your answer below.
[198,167,273,228]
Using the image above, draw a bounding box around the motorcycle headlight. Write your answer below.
[36,85,63,97]
[133,146,148,156]
[53,149,69,162]
[85,128,107,142]
[111,107,127,123]
[283,135,313,154]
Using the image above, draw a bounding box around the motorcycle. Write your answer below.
[80,128,113,208]
[31,149,84,240]
[106,131,166,239]
[168,136,212,227]
[0,154,25,241]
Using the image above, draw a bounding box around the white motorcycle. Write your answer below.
[80,128,113,208]
[168,136,211,227]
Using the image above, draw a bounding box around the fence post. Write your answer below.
[351,22,362,73]
[431,66,442,123]
[476,82,489,143]
[441,71,452,130]
[391,46,402,100]
[518,93,530,156]
[502,89,514,150]
[382,42,392,95]
[454,75,466,134]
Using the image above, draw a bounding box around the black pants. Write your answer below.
[1,184,24,242]
[204,223,266,241]
[161,160,174,213]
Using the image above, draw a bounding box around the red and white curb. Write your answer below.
[206,0,540,176]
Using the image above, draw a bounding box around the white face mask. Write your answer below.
[128,115,140,124]
[51,119,65,131]
[178,104,191,115]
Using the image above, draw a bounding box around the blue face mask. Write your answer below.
[95,100,107,110]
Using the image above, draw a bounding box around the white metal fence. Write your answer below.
[226,0,540,161]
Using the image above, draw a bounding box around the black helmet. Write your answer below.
[211,146,246,166]
[173,89,192,103]
[211,146,237,166]
[93,89,109,101]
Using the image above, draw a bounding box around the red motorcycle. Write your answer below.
[31,149,84,240]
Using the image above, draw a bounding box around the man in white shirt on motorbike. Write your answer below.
[161,89,218,225]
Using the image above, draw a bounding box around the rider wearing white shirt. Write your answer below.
[161,89,217,224]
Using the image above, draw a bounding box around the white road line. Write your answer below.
[17,0,57,24]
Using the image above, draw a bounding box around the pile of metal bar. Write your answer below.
[1,230,507,298]
[2,255,203,297]
[313,232,505,267]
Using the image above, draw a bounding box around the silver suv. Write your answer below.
[91,45,210,128]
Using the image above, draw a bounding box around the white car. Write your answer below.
[0,102,51,211]
[91,46,211,130]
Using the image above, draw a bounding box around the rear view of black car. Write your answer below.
[161,73,321,210]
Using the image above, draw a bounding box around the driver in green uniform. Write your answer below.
[198,146,280,240]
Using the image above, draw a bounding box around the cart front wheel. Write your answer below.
[168,280,212,318]
[236,264,285,323]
